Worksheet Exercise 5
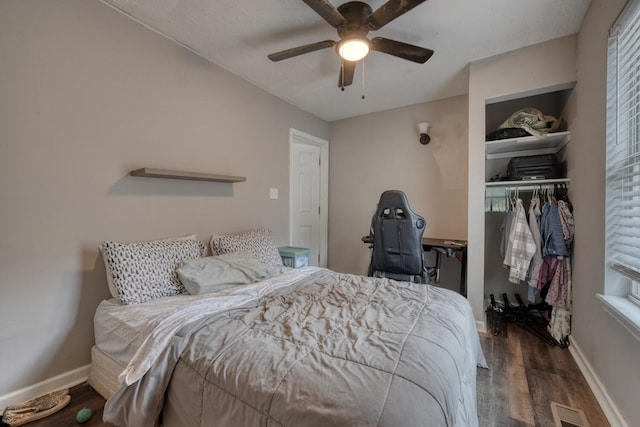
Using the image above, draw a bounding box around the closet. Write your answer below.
[483,85,574,344]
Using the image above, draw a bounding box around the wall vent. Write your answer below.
[551,402,590,427]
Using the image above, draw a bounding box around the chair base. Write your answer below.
[372,270,429,284]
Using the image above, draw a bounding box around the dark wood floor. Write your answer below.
[478,324,609,427]
[3,324,609,426]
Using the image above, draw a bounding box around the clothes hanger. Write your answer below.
[509,189,516,211]
[503,190,508,212]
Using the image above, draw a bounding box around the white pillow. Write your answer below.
[210,229,283,269]
[101,237,204,304]
[177,251,273,295]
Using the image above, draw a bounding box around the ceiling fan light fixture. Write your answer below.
[338,38,369,61]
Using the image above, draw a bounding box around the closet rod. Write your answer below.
[485,178,570,191]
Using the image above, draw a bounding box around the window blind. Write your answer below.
[607,0,640,300]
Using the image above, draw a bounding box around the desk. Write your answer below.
[362,235,468,297]
[422,237,468,297]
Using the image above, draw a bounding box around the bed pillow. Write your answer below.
[101,239,205,305]
[100,234,197,300]
[177,251,273,295]
[210,229,283,269]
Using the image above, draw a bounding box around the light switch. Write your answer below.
[270,188,279,199]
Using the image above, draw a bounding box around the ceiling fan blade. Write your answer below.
[338,60,356,88]
[365,0,427,30]
[302,0,347,28]
[370,37,433,63]
[268,40,336,61]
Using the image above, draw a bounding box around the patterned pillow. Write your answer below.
[211,229,283,269]
[100,234,197,300]
[101,239,205,305]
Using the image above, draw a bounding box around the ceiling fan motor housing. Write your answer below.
[337,1,373,34]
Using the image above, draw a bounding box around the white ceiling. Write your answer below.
[101,0,591,122]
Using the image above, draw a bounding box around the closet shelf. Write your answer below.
[129,168,246,183]
[485,178,570,188]
[485,131,570,160]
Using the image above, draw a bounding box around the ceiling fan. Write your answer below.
[268,0,434,89]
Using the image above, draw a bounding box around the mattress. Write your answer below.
[92,291,233,398]
[88,346,125,400]
[94,292,235,366]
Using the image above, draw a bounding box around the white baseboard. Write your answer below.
[476,319,487,333]
[0,364,90,413]
[568,336,628,427]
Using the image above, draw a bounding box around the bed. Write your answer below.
[90,231,486,427]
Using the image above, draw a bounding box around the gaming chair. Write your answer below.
[367,190,427,283]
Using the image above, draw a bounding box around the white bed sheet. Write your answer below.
[94,293,208,366]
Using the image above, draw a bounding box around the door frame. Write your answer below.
[289,128,329,267]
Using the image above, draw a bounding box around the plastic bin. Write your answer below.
[278,246,310,268]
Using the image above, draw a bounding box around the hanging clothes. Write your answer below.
[500,210,515,260]
[558,199,574,248]
[527,195,543,288]
[487,183,574,347]
[540,199,571,258]
[541,193,574,344]
[504,198,537,283]
[545,257,569,308]
[537,255,558,290]
[543,197,574,305]
[548,260,572,344]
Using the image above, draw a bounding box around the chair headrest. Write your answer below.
[374,190,424,228]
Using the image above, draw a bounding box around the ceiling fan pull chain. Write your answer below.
[341,61,345,92]
[361,59,366,100]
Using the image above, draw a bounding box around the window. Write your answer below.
[633,282,640,303]
[606,0,640,304]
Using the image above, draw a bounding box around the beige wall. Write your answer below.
[566,0,640,425]
[328,95,469,292]
[0,0,328,397]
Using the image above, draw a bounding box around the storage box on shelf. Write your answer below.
[278,246,310,268]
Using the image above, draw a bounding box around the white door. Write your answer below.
[290,129,328,267]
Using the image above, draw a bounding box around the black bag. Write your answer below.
[486,127,531,141]
[507,154,562,181]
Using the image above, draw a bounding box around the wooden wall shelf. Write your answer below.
[129,168,246,183]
